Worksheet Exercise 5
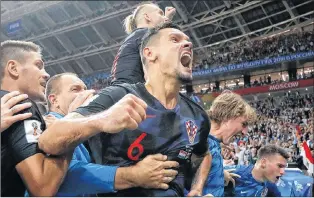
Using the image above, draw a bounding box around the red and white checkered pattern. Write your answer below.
[185,120,198,144]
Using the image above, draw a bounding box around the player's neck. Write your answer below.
[50,106,66,116]
[251,165,266,183]
[145,77,180,109]
[209,122,223,140]
[1,78,19,93]
[137,22,153,29]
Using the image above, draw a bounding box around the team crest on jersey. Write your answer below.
[185,120,198,143]
[261,187,268,197]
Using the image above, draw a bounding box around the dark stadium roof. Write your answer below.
[1,0,313,77]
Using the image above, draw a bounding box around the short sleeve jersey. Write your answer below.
[1,90,46,197]
[74,83,210,196]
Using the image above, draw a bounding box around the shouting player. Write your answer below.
[39,22,211,197]
[224,144,289,197]
[203,91,257,196]
[42,73,179,196]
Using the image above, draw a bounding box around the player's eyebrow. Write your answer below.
[169,32,191,42]
[277,163,286,168]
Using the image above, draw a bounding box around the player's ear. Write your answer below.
[6,60,20,78]
[143,47,157,63]
[48,94,58,107]
[144,13,152,23]
[261,158,266,169]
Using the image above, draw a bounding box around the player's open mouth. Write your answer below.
[180,52,192,68]
[276,176,280,180]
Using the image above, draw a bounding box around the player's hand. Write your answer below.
[224,169,241,187]
[97,94,147,133]
[223,159,234,166]
[68,90,95,113]
[1,91,32,133]
[43,114,58,128]
[187,189,202,197]
[131,154,179,189]
[165,7,176,20]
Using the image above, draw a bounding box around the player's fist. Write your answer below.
[165,6,176,20]
[98,94,147,133]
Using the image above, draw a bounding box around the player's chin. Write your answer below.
[223,136,232,145]
[274,176,281,183]
[36,91,46,102]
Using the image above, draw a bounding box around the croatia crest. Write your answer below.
[185,120,198,144]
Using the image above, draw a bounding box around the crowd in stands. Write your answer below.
[81,72,109,91]
[221,91,314,176]
[196,70,314,94]
[194,29,314,71]
[83,29,314,91]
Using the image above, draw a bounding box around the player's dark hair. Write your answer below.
[45,72,77,110]
[0,40,41,84]
[257,144,290,160]
[140,22,181,66]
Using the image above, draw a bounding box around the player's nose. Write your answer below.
[280,168,285,175]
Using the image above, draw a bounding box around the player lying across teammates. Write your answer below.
[1,3,312,197]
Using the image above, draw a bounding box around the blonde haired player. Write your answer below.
[110,2,176,85]
[202,91,257,196]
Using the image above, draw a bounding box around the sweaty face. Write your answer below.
[262,154,287,183]
[154,28,193,83]
[18,52,50,102]
[220,116,249,145]
[55,75,87,113]
[145,5,168,27]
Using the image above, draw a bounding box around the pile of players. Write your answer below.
[1,2,312,197]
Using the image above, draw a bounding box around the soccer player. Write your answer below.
[1,91,33,132]
[203,91,257,196]
[224,144,289,197]
[39,22,211,197]
[0,40,67,197]
[43,73,179,196]
[0,40,149,197]
[110,2,176,85]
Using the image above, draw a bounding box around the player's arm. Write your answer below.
[57,158,119,195]
[39,93,147,155]
[16,152,72,196]
[187,152,212,197]
[188,113,211,196]
[7,112,73,196]
[110,30,147,85]
[58,154,179,195]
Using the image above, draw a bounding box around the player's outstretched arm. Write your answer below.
[187,152,212,197]
[39,94,147,155]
